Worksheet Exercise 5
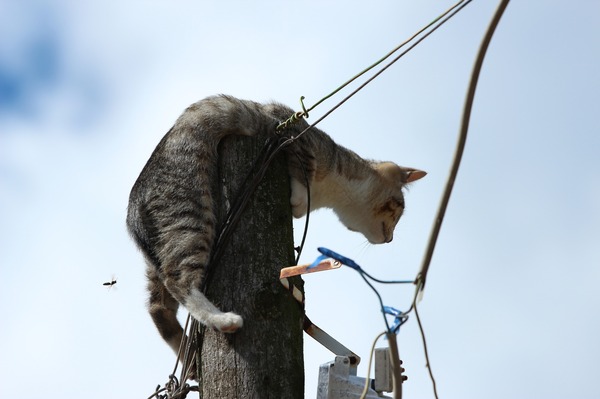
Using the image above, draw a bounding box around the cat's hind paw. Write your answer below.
[213,312,243,333]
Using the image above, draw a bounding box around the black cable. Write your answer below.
[360,269,413,285]
[202,134,290,291]
[358,271,392,332]
[292,149,312,265]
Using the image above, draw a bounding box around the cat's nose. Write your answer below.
[381,223,393,243]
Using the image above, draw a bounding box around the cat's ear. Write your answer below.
[376,162,427,184]
[402,167,427,183]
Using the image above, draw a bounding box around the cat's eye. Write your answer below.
[379,198,404,214]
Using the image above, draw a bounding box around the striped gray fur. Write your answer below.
[126,95,425,371]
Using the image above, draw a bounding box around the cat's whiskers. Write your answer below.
[357,240,372,259]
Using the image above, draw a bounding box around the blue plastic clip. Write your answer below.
[316,247,362,271]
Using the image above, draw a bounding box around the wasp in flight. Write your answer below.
[103,276,117,289]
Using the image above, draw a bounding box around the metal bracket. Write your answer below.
[280,260,361,365]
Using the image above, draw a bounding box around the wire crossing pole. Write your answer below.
[196,131,305,398]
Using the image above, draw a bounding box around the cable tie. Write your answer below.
[383,306,408,334]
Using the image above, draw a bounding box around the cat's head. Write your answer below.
[338,162,426,244]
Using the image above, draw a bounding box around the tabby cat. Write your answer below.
[126,95,425,356]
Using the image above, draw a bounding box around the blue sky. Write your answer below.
[1,1,599,398]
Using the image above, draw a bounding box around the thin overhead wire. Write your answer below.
[304,0,472,116]
[277,0,473,132]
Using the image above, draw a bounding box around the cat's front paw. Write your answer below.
[291,203,308,218]
[290,178,309,218]
[213,312,243,333]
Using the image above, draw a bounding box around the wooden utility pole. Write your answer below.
[196,132,305,398]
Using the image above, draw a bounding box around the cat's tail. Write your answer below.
[129,177,244,336]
